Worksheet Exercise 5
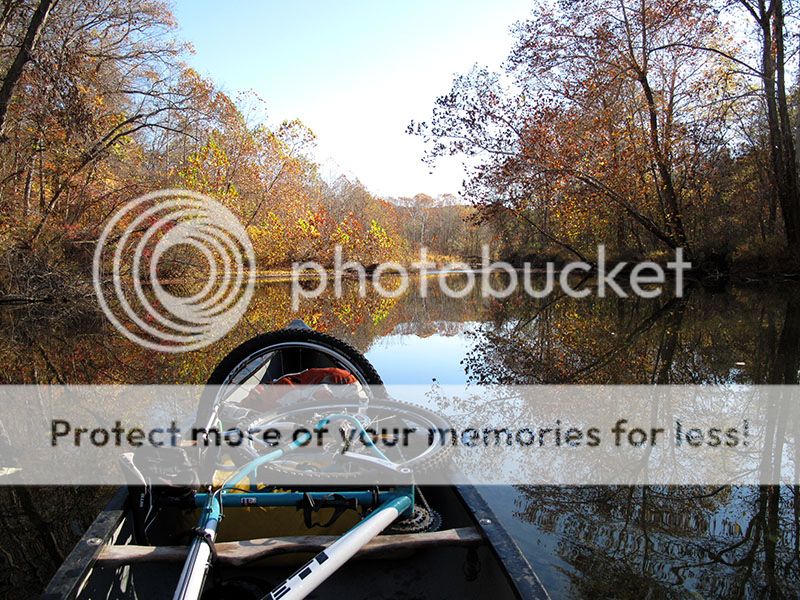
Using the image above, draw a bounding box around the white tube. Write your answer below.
[266,496,412,600]
[175,541,211,600]
[173,505,221,600]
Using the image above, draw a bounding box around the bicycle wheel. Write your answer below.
[197,326,452,480]
[240,398,454,480]
[196,326,383,430]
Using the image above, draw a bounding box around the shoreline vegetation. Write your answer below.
[3,254,797,309]
[2,1,800,308]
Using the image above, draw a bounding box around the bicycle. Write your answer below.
[171,322,451,600]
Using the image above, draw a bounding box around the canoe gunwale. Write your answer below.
[40,487,129,600]
[454,485,551,600]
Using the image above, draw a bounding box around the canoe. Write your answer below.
[42,323,549,599]
[42,484,548,599]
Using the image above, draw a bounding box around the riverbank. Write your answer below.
[3,247,800,308]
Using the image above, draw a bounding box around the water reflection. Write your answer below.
[1,275,799,598]
[463,283,800,386]
[509,484,798,598]
[457,279,800,598]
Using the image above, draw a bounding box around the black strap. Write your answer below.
[192,527,218,564]
[297,492,358,529]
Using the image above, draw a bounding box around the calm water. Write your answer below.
[1,275,799,598]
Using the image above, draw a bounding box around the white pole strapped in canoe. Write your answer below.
[173,495,222,600]
[264,495,413,600]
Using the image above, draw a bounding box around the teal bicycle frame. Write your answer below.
[173,419,415,600]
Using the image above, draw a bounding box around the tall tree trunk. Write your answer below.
[638,72,688,251]
[0,0,57,141]
[22,162,32,216]
[773,0,800,251]
[755,0,800,253]
[37,139,44,213]
[769,295,800,384]
[0,0,18,38]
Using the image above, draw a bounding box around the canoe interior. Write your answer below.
[43,331,549,599]
[52,485,540,600]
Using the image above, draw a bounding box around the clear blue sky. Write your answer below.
[171,0,532,198]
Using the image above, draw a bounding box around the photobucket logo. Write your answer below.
[291,245,691,310]
[92,190,255,352]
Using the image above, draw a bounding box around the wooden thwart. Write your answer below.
[96,527,483,567]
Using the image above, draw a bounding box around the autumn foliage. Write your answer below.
[412,0,800,269]
[3,0,798,300]
[0,0,482,304]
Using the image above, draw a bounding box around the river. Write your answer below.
[1,274,798,597]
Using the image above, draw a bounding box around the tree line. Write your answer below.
[0,0,480,302]
[412,0,800,271]
[4,0,794,301]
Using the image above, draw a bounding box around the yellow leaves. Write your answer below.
[297,214,321,238]
[371,297,396,325]
[178,133,241,202]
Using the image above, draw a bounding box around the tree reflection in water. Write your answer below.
[1,276,799,597]
[463,282,800,598]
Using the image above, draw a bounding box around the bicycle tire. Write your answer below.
[243,398,454,479]
[197,327,453,480]
[197,327,383,427]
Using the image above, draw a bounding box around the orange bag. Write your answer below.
[241,368,358,411]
